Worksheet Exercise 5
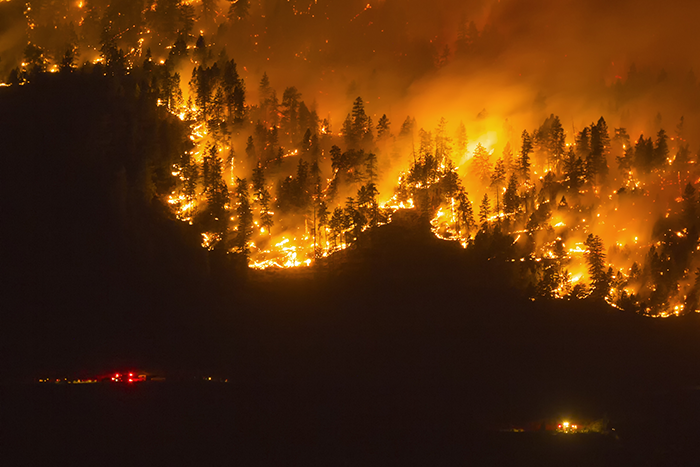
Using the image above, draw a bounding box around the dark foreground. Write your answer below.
[4,222,700,465]
[2,379,699,466]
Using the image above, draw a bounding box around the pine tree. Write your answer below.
[653,128,669,167]
[317,200,329,246]
[259,72,273,114]
[252,163,273,234]
[503,174,520,215]
[457,191,476,236]
[223,59,246,124]
[587,117,610,183]
[194,35,207,65]
[281,86,302,143]
[204,147,230,243]
[342,114,355,149]
[330,145,343,174]
[365,152,378,184]
[479,193,491,226]
[548,116,565,173]
[419,129,433,158]
[399,116,416,139]
[585,233,609,299]
[563,147,585,192]
[576,127,591,160]
[519,130,533,180]
[434,117,452,163]
[329,207,345,247]
[349,97,371,149]
[634,135,654,172]
[234,177,253,257]
[377,114,391,139]
[490,158,506,212]
[471,143,492,186]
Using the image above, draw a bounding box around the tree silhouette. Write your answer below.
[519,130,533,180]
[490,158,506,212]
[479,193,491,226]
[377,114,391,139]
[234,177,253,258]
[471,143,492,186]
[585,233,609,299]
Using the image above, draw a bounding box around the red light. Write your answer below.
[129,373,133,377]
[128,378,133,382]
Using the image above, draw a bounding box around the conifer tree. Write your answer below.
[519,130,533,180]
[479,193,491,226]
[653,128,669,166]
[365,152,378,184]
[434,117,452,163]
[281,86,302,143]
[235,177,253,257]
[457,190,476,236]
[259,72,273,113]
[562,147,584,192]
[252,163,273,234]
[490,158,506,212]
[585,233,609,299]
[377,114,391,139]
[503,174,520,215]
[548,116,565,173]
[399,116,416,139]
[471,143,492,186]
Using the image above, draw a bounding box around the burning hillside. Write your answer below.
[4,0,700,318]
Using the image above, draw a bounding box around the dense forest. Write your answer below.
[2,1,700,339]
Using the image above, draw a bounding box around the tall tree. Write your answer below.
[653,128,669,167]
[203,146,230,243]
[479,193,491,226]
[234,177,254,258]
[563,147,585,192]
[377,114,391,139]
[584,233,609,299]
[281,86,302,143]
[252,163,273,234]
[434,117,452,163]
[471,143,492,186]
[548,116,566,173]
[503,174,520,215]
[586,117,610,184]
[490,158,507,212]
[457,190,476,236]
[519,130,533,180]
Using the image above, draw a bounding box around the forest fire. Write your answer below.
[3,0,700,318]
